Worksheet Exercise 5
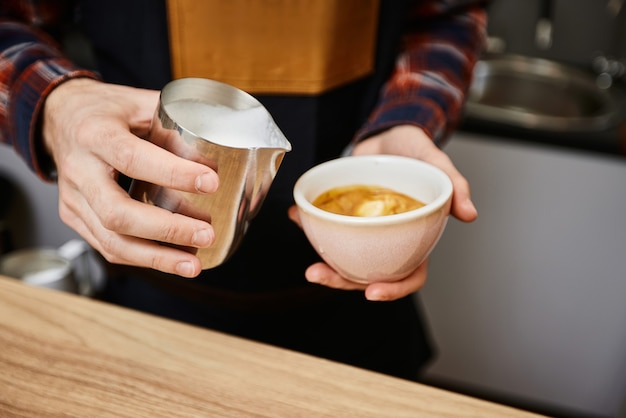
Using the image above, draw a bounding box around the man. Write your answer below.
[0,0,486,381]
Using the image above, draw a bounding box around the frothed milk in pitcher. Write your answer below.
[130,78,291,270]
[166,101,287,149]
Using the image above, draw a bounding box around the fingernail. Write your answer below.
[192,228,213,246]
[365,288,387,302]
[467,200,478,218]
[195,173,217,194]
[306,272,322,284]
[176,261,195,277]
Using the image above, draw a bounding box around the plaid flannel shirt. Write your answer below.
[0,0,487,181]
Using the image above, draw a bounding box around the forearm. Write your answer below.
[356,0,489,146]
[0,17,99,181]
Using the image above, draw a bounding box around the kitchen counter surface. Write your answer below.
[0,275,543,417]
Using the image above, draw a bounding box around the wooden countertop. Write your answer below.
[0,275,542,417]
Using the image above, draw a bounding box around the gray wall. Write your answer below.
[421,133,626,418]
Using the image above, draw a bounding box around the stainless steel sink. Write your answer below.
[464,54,624,133]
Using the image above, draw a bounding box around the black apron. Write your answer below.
[76,0,433,381]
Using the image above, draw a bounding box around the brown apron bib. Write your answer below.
[166,0,380,94]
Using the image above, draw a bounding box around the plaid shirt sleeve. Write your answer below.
[0,1,100,182]
[355,0,488,146]
[1,0,487,182]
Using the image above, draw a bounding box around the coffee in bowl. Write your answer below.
[312,184,426,217]
[293,155,453,284]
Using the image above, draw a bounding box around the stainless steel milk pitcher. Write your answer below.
[130,78,291,269]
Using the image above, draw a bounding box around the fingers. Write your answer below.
[364,260,429,301]
[59,129,218,246]
[428,151,478,223]
[95,185,214,247]
[305,263,366,291]
[352,125,478,223]
[304,259,429,302]
[65,213,204,277]
[287,205,301,227]
[450,174,478,222]
[58,176,210,277]
[94,126,219,195]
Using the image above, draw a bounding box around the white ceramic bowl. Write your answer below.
[293,155,453,284]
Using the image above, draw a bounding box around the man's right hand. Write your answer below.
[42,78,219,277]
